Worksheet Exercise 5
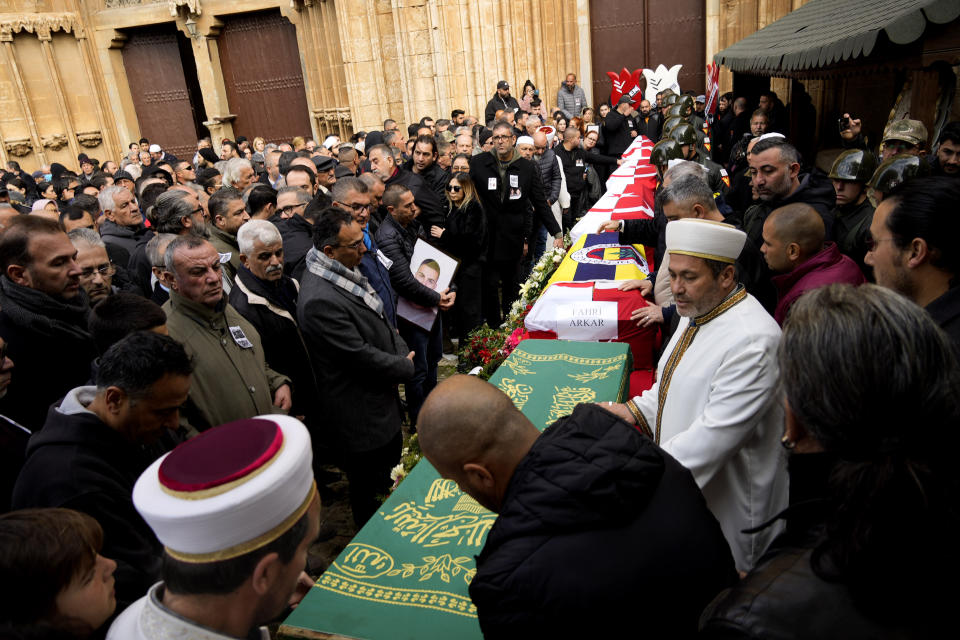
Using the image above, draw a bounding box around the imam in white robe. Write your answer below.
[107,582,270,640]
[631,286,788,572]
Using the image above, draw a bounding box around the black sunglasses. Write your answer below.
[446,185,462,193]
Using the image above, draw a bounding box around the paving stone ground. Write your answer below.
[305,351,461,575]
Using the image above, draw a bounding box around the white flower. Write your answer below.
[390,463,406,484]
[553,254,562,264]
[519,282,531,297]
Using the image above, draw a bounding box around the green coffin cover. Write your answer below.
[280,340,631,639]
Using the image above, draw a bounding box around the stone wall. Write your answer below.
[0,0,587,171]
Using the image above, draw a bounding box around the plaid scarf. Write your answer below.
[305,248,384,316]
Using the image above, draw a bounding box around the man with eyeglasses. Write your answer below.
[299,207,414,526]
[469,121,562,325]
[68,228,117,305]
[332,178,396,327]
[273,186,315,281]
[173,161,197,189]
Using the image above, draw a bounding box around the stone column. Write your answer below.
[178,14,235,149]
[0,31,44,165]
[38,26,82,162]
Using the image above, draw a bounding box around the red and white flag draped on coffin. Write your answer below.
[570,136,658,246]
[524,281,658,372]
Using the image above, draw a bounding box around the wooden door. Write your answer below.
[217,9,312,145]
[590,0,706,105]
[122,25,206,160]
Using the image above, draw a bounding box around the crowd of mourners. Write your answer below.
[0,69,958,639]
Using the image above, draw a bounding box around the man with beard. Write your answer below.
[332,178,396,327]
[0,217,97,429]
[367,144,445,230]
[866,177,960,354]
[405,135,449,202]
[230,220,317,429]
[742,137,836,249]
[636,99,661,142]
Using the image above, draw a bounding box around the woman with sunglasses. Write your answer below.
[430,173,486,340]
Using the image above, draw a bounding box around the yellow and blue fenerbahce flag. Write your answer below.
[548,232,654,286]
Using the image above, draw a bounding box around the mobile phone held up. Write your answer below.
[839,115,851,133]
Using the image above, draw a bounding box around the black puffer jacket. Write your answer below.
[470,403,737,638]
[740,172,837,248]
[375,214,442,308]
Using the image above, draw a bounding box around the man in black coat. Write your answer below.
[332,177,397,327]
[298,208,414,527]
[554,127,587,230]
[0,216,98,430]
[601,95,639,157]
[742,138,837,248]
[273,176,317,281]
[418,376,737,638]
[403,135,449,204]
[484,80,521,126]
[470,121,562,325]
[375,184,455,427]
[866,177,960,357]
[368,144,445,231]
[229,219,318,429]
[12,332,192,610]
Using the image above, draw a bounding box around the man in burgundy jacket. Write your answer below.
[761,202,865,324]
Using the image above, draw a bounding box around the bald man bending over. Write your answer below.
[418,375,736,638]
[761,202,865,324]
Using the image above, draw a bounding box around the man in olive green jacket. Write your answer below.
[161,235,291,432]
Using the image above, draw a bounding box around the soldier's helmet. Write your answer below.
[881,119,928,148]
[678,95,695,117]
[829,149,879,183]
[650,139,684,172]
[669,122,698,147]
[667,103,688,121]
[867,153,931,194]
[661,116,684,136]
[661,93,679,109]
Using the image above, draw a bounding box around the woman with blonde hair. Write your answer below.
[430,172,486,339]
[252,136,266,153]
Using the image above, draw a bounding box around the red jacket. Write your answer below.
[772,242,865,325]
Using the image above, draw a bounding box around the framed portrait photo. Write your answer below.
[396,239,460,330]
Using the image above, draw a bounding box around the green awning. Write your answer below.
[714,0,960,74]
